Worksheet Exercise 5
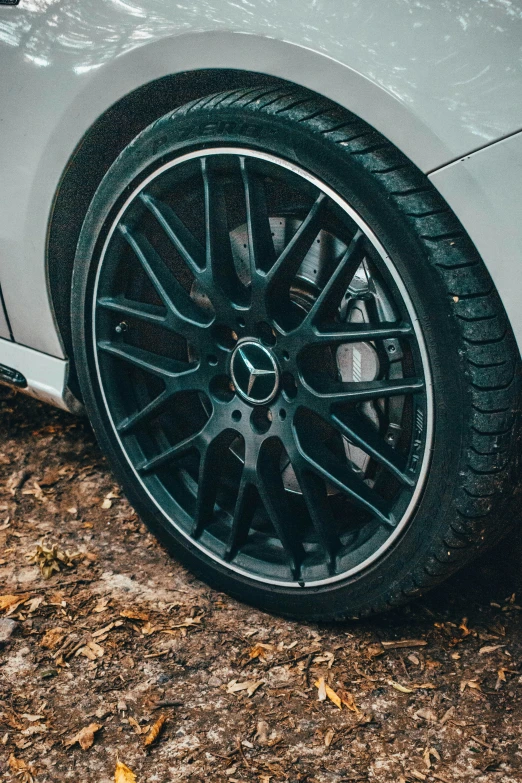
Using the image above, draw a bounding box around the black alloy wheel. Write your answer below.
[72,87,520,619]
[92,149,432,587]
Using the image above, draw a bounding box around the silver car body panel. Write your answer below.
[0,291,11,340]
[0,0,521,405]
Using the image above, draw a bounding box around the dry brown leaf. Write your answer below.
[166,616,203,630]
[8,754,35,783]
[65,723,102,750]
[0,593,30,612]
[414,708,438,723]
[115,760,137,783]
[248,643,273,661]
[41,626,66,650]
[313,652,335,667]
[324,684,342,709]
[496,667,507,690]
[387,679,413,693]
[366,643,385,658]
[255,720,269,745]
[77,640,104,660]
[144,714,166,747]
[315,676,327,701]
[460,678,482,692]
[324,727,335,747]
[381,639,427,650]
[128,716,142,735]
[226,679,265,697]
[120,609,149,622]
[338,689,359,713]
[479,644,505,655]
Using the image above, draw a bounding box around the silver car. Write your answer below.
[1,0,521,620]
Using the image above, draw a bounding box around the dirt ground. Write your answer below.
[1,387,522,783]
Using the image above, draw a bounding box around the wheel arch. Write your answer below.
[45,32,453,387]
[47,68,284,390]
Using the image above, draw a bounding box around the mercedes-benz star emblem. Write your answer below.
[230,341,280,405]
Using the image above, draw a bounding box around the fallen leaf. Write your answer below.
[460,678,482,693]
[324,727,335,747]
[0,593,30,613]
[41,627,66,650]
[144,714,166,747]
[120,608,149,622]
[227,679,265,696]
[77,640,104,660]
[315,676,327,701]
[8,754,35,783]
[128,716,142,735]
[496,667,507,690]
[115,760,137,783]
[313,652,335,667]
[65,723,102,750]
[479,645,505,655]
[248,643,273,661]
[255,720,269,745]
[414,708,438,723]
[381,639,427,650]
[338,689,359,713]
[387,679,413,693]
[324,684,342,709]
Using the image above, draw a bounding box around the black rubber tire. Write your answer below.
[71,86,522,620]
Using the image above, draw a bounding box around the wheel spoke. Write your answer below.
[331,408,414,486]
[240,157,276,276]
[201,157,249,308]
[304,375,424,404]
[119,225,210,336]
[305,321,413,347]
[292,459,341,572]
[295,427,395,528]
[98,340,196,380]
[265,193,328,312]
[193,429,237,537]
[224,468,257,561]
[139,192,205,276]
[137,424,208,475]
[305,230,366,325]
[117,387,173,435]
[256,440,306,577]
[97,296,166,327]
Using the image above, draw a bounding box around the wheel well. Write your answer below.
[47,68,285,392]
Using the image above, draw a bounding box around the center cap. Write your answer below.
[230,341,280,405]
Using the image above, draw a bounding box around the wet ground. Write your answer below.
[1,387,522,783]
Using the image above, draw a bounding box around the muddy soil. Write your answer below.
[1,387,522,783]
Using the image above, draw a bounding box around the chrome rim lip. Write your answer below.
[92,146,434,589]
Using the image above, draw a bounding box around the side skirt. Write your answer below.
[0,338,83,414]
